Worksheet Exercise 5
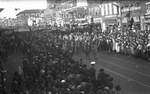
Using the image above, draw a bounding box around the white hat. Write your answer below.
[104,87,109,90]
[91,61,96,65]
[77,85,81,89]
[61,80,66,83]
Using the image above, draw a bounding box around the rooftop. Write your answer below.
[16,9,44,16]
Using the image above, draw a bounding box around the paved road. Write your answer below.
[73,51,150,94]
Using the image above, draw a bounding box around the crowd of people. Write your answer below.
[60,25,150,60]
[0,27,122,94]
[1,24,150,94]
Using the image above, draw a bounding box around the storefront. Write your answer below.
[103,15,118,30]
[99,2,120,30]
[93,18,102,29]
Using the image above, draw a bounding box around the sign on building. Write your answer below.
[146,2,150,15]
[76,0,88,7]
[145,2,150,20]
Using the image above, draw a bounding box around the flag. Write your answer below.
[15,8,20,11]
[0,8,4,12]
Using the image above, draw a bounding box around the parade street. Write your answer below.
[74,51,150,94]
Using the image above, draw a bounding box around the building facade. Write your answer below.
[119,0,150,30]
[44,0,150,30]
[16,9,44,27]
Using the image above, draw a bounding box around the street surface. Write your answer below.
[3,51,150,94]
[73,51,150,94]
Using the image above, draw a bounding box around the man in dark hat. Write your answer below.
[97,68,107,84]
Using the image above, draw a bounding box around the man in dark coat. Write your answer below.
[88,61,96,83]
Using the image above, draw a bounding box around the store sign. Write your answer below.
[145,2,150,15]
[121,6,141,12]
[61,0,75,10]
[105,15,117,18]
[77,0,88,7]
[94,18,102,23]
[145,2,150,19]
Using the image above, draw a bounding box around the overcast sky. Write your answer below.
[0,0,47,18]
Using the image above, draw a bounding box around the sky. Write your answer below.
[0,0,47,18]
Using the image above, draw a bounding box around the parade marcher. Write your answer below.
[91,40,98,59]
[85,40,91,60]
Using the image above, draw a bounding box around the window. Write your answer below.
[109,3,112,15]
[105,4,108,15]
[113,4,117,14]
[101,5,104,16]
[95,7,97,15]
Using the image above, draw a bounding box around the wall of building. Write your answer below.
[44,0,150,30]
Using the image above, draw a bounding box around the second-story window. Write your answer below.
[101,5,104,16]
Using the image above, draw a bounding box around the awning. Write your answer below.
[94,18,102,23]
